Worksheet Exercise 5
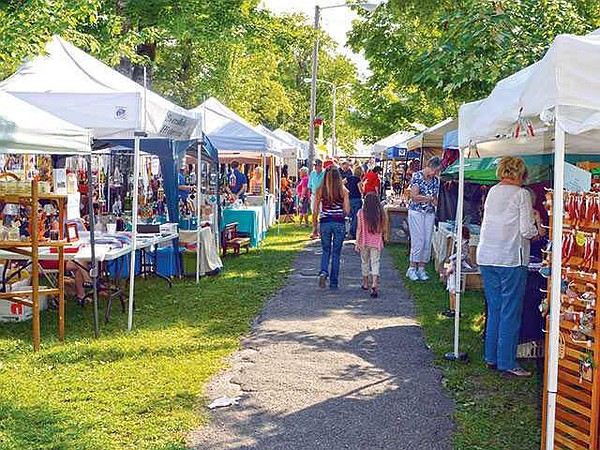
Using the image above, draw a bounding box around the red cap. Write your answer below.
[323,160,334,170]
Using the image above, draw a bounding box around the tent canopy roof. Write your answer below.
[407,118,456,151]
[459,32,600,154]
[191,97,281,156]
[0,91,90,155]
[0,36,198,139]
[273,128,308,160]
[370,124,427,156]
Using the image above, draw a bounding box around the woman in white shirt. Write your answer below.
[477,156,543,378]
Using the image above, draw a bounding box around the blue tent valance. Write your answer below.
[385,146,420,160]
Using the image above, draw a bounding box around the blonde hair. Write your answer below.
[353,166,364,178]
[496,156,527,182]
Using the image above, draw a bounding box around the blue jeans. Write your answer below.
[320,221,345,287]
[349,198,362,238]
[480,265,527,371]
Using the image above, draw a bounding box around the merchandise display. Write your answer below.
[542,189,600,450]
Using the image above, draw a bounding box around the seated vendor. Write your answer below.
[226,161,248,203]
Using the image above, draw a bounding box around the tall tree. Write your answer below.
[349,0,600,142]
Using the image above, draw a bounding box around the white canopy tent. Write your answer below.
[0,91,91,154]
[407,118,456,152]
[191,97,281,160]
[369,130,415,157]
[0,35,199,332]
[273,128,309,160]
[0,35,197,140]
[0,91,100,335]
[456,32,600,450]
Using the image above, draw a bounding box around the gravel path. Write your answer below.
[188,241,455,450]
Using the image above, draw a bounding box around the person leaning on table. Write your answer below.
[477,156,544,378]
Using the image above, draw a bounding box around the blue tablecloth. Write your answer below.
[222,206,266,247]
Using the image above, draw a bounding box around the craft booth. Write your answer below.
[0,35,199,332]
[454,30,600,450]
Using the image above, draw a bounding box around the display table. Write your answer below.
[0,232,179,323]
[383,204,409,244]
[222,206,266,247]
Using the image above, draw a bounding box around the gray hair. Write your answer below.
[299,166,309,174]
[427,156,442,170]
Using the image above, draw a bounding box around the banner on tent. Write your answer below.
[282,148,296,159]
[158,111,198,139]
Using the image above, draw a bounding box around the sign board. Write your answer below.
[564,162,591,192]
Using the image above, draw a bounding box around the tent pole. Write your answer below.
[127,133,142,331]
[87,154,99,338]
[196,143,202,284]
[545,118,565,450]
[445,146,467,362]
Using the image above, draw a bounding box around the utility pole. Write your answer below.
[308,5,320,168]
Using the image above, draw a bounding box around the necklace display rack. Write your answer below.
[542,190,600,450]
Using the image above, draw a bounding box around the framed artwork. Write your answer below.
[66,222,79,242]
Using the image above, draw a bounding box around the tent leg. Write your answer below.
[127,133,142,331]
[196,144,202,284]
[87,155,100,338]
[445,147,468,362]
[545,118,566,450]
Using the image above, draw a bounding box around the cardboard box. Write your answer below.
[0,285,48,322]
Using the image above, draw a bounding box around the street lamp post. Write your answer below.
[307,1,381,167]
[308,5,320,169]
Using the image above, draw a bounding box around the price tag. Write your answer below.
[576,231,586,246]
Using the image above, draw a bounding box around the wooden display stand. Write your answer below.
[542,192,600,449]
[0,180,67,351]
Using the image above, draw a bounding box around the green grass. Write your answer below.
[0,224,309,450]
[387,245,542,450]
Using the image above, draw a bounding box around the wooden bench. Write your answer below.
[221,222,250,256]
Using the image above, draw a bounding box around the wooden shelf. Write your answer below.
[0,180,66,352]
[543,194,600,450]
[0,193,67,203]
[0,240,69,248]
[0,288,60,298]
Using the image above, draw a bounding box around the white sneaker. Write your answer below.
[406,268,419,281]
[417,269,430,281]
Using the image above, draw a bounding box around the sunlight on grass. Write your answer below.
[0,224,309,450]
[387,245,542,450]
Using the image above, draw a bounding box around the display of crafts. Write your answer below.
[542,189,599,390]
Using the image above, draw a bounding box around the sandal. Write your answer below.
[503,367,532,378]
[485,362,498,371]
[370,287,378,298]
[318,271,328,289]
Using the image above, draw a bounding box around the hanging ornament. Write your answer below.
[513,107,535,138]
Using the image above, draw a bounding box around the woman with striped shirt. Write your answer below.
[313,166,350,289]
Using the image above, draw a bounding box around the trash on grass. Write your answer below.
[208,396,241,409]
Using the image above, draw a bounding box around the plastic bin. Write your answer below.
[107,250,141,279]
[154,247,177,277]
[182,249,197,276]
